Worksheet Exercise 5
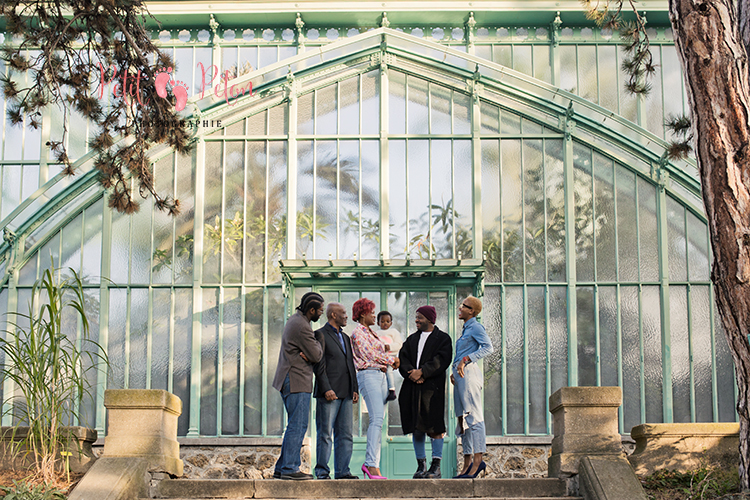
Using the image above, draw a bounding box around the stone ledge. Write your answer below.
[549,386,622,413]
[104,389,182,415]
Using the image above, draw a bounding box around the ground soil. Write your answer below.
[0,469,83,497]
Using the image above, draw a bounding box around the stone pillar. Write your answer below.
[104,389,183,476]
[548,386,624,478]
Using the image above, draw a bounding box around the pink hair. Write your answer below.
[352,298,376,322]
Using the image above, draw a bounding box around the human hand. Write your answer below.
[450,373,455,385]
[457,358,466,377]
[392,357,400,369]
[408,368,423,382]
[416,377,424,384]
[353,392,359,403]
[325,390,337,401]
[300,352,309,362]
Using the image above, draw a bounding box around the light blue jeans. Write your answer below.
[453,362,486,455]
[357,369,388,468]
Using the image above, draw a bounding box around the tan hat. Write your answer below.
[463,296,482,315]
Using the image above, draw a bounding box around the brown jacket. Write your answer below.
[272,310,324,393]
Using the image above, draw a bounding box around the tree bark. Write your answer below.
[669,0,750,490]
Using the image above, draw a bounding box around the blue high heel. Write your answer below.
[456,461,486,479]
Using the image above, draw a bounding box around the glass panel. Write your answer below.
[638,178,659,282]
[594,153,617,281]
[598,45,619,113]
[408,140,430,258]
[616,168,638,282]
[430,85,451,135]
[201,288,219,435]
[577,286,596,386]
[528,287,547,433]
[483,286,502,435]
[151,289,171,391]
[339,141,359,260]
[559,46,578,94]
[599,286,619,387]
[549,286,568,393]
[340,77,360,135]
[316,85,337,135]
[108,289,127,390]
[533,44,551,83]
[524,140,545,282]
[245,142,266,283]
[203,142,223,281]
[691,286,713,422]
[546,140,565,282]
[298,92,314,135]
[505,286,523,434]
[130,204,151,285]
[687,212,710,282]
[502,139,522,281]
[453,92,471,135]
[175,150,196,284]
[267,142,287,283]
[480,102,499,135]
[297,140,313,258]
[643,285,663,423]
[431,140,452,258]
[153,155,174,285]
[574,143,594,282]
[578,45,597,103]
[407,76,428,135]
[248,109,267,136]
[482,140,501,281]
[129,288,148,389]
[315,140,337,259]
[360,140,380,259]
[671,285,690,422]
[244,288,264,434]
[266,288,285,435]
[618,46,638,123]
[454,140,473,258]
[361,70,379,136]
[714,306,736,422]
[389,71,406,135]
[621,285,641,431]
[513,45,532,77]
[389,140,406,257]
[645,49,664,137]
[2,165,20,222]
[667,195,687,282]
[60,211,83,275]
[222,288,241,435]
[174,288,193,436]
[269,105,288,136]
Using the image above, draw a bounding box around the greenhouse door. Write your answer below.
[311,283,459,479]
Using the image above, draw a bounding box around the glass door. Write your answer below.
[310,282,466,479]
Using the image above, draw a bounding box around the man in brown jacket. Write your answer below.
[272,292,325,480]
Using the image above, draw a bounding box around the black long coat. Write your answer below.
[398,326,453,435]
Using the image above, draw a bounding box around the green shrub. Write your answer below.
[0,480,66,500]
[0,263,107,483]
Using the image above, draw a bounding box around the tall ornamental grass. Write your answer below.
[0,264,107,483]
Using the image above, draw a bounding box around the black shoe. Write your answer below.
[413,458,427,479]
[423,458,441,479]
[273,470,282,479]
[281,471,314,480]
[336,474,359,479]
[316,474,331,479]
[386,389,397,401]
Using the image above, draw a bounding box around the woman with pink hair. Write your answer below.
[350,297,400,479]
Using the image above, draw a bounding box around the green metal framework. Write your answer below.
[0,15,735,439]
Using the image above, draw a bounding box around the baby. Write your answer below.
[375,310,403,401]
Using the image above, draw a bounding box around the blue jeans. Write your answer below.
[315,397,354,478]
[412,430,444,459]
[274,375,312,475]
[453,363,486,455]
[357,369,387,468]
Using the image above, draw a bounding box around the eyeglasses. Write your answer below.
[460,303,473,310]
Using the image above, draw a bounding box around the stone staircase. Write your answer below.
[146,477,583,500]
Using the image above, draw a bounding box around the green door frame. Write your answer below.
[292,277,472,478]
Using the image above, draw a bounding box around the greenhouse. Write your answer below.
[0,0,734,478]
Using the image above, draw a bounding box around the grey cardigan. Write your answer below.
[272,310,324,393]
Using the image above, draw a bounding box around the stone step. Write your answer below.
[153,478,572,499]
[145,498,584,500]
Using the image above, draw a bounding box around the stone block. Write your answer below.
[104,389,183,476]
[548,387,624,478]
[628,423,739,476]
[68,457,149,500]
[579,455,647,500]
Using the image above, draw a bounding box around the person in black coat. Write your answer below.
[398,305,453,479]
[312,303,360,480]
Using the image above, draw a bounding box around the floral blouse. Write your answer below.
[351,322,397,371]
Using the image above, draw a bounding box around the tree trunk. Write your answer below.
[669,0,750,490]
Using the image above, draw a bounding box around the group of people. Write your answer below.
[271,292,494,481]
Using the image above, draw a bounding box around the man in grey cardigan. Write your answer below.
[272,292,325,480]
